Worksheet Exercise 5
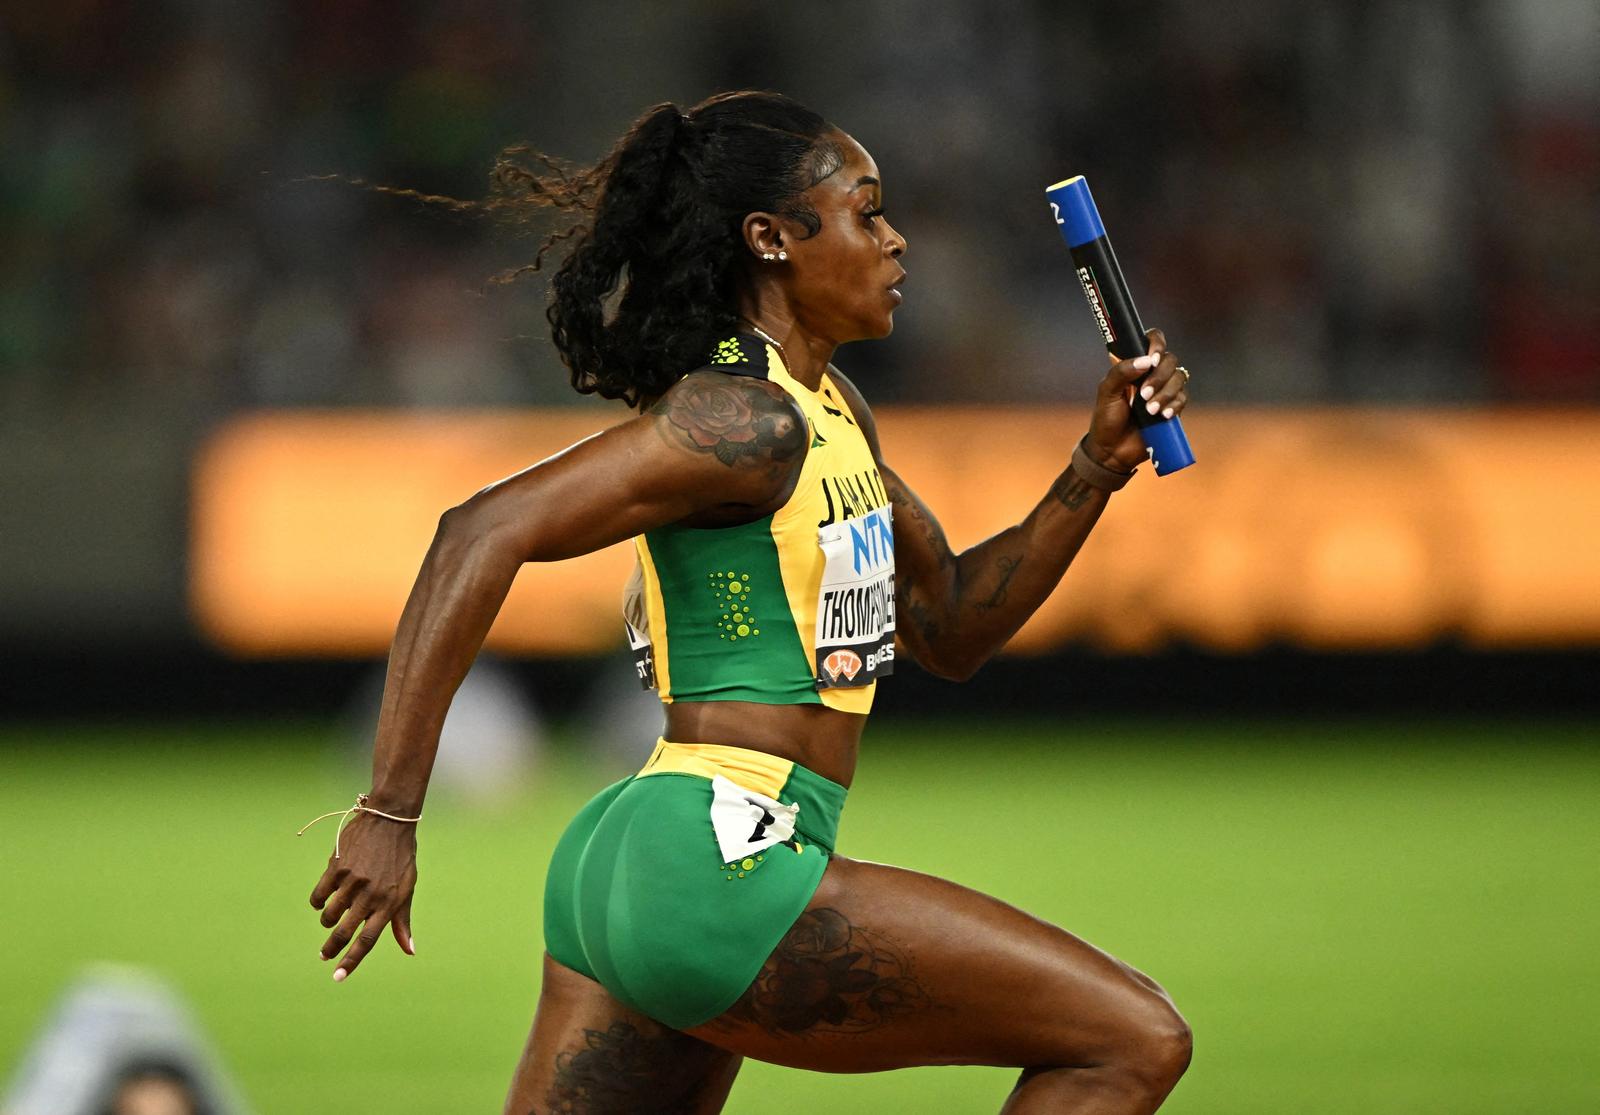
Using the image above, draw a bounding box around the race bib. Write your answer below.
[624,618,656,690]
[622,557,656,690]
[813,506,895,689]
[709,775,800,863]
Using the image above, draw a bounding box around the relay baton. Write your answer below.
[1045,176,1195,475]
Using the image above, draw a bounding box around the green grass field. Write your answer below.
[2,718,1596,1113]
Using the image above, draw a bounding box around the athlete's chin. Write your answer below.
[835,305,896,343]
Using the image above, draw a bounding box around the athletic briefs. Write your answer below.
[543,739,846,1029]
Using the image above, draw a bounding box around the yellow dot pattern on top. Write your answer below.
[710,337,745,365]
[708,570,761,641]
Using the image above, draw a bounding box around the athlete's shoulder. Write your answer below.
[822,365,882,458]
[647,338,807,473]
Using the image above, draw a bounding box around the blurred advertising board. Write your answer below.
[191,408,1600,656]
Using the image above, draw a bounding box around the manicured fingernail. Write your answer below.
[1133,354,1158,370]
[407,937,416,954]
[333,968,347,982]
[1146,399,1160,414]
[1162,406,1175,420]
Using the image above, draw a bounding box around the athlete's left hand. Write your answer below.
[309,810,418,982]
[1083,328,1190,473]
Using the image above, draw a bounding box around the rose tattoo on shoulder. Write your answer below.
[651,374,806,468]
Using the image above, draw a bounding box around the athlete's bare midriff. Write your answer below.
[663,699,867,788]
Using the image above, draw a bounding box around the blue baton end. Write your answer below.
[1045,176,1106,249]
[1141,416,1196,476]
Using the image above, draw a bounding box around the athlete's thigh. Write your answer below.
[505,954,742,1115]
[687,855,1181,1074]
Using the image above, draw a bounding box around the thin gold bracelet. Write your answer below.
[297,793,421,859]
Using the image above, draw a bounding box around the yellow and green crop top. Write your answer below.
[623,333,894,714]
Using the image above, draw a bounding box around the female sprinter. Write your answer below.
[307,91,1193,1114]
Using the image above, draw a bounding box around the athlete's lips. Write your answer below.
[887,269,907,304]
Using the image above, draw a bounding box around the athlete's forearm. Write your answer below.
[366,507,523,814]
[895,463,1111,680]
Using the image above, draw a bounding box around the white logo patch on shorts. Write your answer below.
[709,775,799,863]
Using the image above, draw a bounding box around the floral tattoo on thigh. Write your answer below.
[718,907,927,1035]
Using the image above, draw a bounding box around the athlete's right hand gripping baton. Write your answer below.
[1045,176,1195,475]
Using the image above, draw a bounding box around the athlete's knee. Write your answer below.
[1047,984,1191,1099]
[1014,995,1190,1107]
[1119,995,1192,1095]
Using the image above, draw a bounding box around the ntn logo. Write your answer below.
[848,508,895,573]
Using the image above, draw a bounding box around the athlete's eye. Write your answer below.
[862,207,885,223]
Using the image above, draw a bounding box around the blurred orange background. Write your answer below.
[192,407,1600,657]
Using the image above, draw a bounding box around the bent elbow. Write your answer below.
[918,647,985,683]
[437,494,557,568]
[433,498,514,561]
[941,656,985,683]
[436,503,466,534]
[435,501,481,544]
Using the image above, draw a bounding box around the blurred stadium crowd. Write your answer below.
[3,0,1596,421]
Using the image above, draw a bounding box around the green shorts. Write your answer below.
[543,739,846,1030]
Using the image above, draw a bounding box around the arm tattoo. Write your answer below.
[889,476,956,573]
[888,477,955,648]
[902,590,942,641]
[1050,468,1095,511]
[711,907,928,1037]
[650,374,805,469]
[973,554,1022,612]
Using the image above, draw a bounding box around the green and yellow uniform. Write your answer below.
[626,331,895,710]
[544,334,892,1028]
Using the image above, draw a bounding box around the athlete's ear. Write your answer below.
[741,212,786,262]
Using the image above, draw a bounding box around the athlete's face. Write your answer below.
[782,133,907,343]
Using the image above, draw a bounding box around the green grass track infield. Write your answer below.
[1,718,1596,1113]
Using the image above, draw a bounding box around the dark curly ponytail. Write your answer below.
[486,91,840,407]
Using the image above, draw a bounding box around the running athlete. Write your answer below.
[307,91,1194,1114]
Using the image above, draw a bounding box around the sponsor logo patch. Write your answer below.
[822,648,863,683]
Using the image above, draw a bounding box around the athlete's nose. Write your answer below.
[884,220,906,258]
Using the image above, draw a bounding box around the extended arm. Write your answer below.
[834,331,1189,682]
[309,371,806,979]
[364,373,805,817]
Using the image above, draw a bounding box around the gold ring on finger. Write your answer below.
[1176,365,1191,385]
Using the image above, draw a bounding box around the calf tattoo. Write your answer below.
[716,908,927,1036]
[538,1021,698,1115]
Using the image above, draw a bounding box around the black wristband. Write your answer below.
[1071,437,1138,492]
